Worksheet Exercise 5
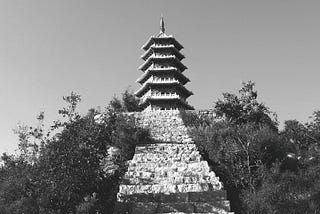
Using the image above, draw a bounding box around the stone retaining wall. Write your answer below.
[115,110,232,214]
[132,110,193,143]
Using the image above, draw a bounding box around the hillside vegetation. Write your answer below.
[1,83,320,214]
[181,81,320,213]
[0,90,148,214]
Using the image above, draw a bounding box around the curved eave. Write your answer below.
[135,82,193,97]
[142,36,184,51]
[141,46,185,61]
[139,56,187,72]
[136,68,190,85]
[140,97,194,110]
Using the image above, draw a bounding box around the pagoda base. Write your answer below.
[114,111,233,214]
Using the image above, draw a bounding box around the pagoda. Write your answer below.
[135,17,194,110]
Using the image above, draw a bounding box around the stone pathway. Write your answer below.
[114,110,233,214]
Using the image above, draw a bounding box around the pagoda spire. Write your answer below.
[160,14,165,33]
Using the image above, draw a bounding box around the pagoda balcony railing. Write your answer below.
[150,44,174,48]
[136,66,184,83]
[149,54,175,59]
[149,93,180,99]
[140,93,180,104]
[140,64,177,73]
[149,65,177,71]
[136,78,180,96]
[140,62,177,71]
[140,91,189,104]
[141,76,179,86]
[151,78,179,84]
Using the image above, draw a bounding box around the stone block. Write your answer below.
[130,202,158,214]
[175,192,190,202]
[158,193,179,203]
[157,202,195,213]
[124,193,154,203]
[188,192,200,202]
[159,192,189,203]
[198,190,227,202]
[188,190,227,202]
[194,201,231,213]
[116,110,232,213]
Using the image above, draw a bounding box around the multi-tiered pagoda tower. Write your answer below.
[135,17,194,110]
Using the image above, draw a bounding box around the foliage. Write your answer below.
[244,158,320,214]
[214,81,278,130]
[179,110,213,128]
[188,120,285,212]
[0,90,148,214]
[109,89,142,113]
[0,155,39,214]
[2,82,320,213]
[183,81,320,213]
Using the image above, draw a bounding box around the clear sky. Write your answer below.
[1,0,320,154]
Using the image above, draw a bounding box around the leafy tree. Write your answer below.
[34,93,146,213]
[12,111,47,165]
[0,90,149,214]
[243,112,320,214]
[244,160,320,214]
[188,121,285,213]
[214,81,278,130]
[0,154,39,214]
[182,82,287,213]
[109,89,142,113]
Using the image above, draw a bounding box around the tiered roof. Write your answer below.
[138,55,188,72]
[135,17,194,110]
[141,45,185,61]
[136,67,190,85]
[142,36,184,51]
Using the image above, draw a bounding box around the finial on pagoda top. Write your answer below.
[160,14,165,34]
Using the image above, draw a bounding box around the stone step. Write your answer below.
[118,183,223,195]
[134,144,198,156]
[131,154,201,164]
[158,201,231,213]
[158,213,234,214]
[119,190,227,203]
[150,137,193,143]
[131,151,201,163]
[123,164,219,185]
[129,159,201,167]
[130,155,201,165]
[114,111,232,213]
[122,175,213,185]
[114,201,231,214]
[132,110,193,143]
[128,161,209,172]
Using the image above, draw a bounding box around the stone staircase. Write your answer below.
[114,110,233,214]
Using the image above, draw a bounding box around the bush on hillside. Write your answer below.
[0,90,148,214]
[182,81,320,213]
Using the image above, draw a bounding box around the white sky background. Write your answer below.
[1,0,320,153]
